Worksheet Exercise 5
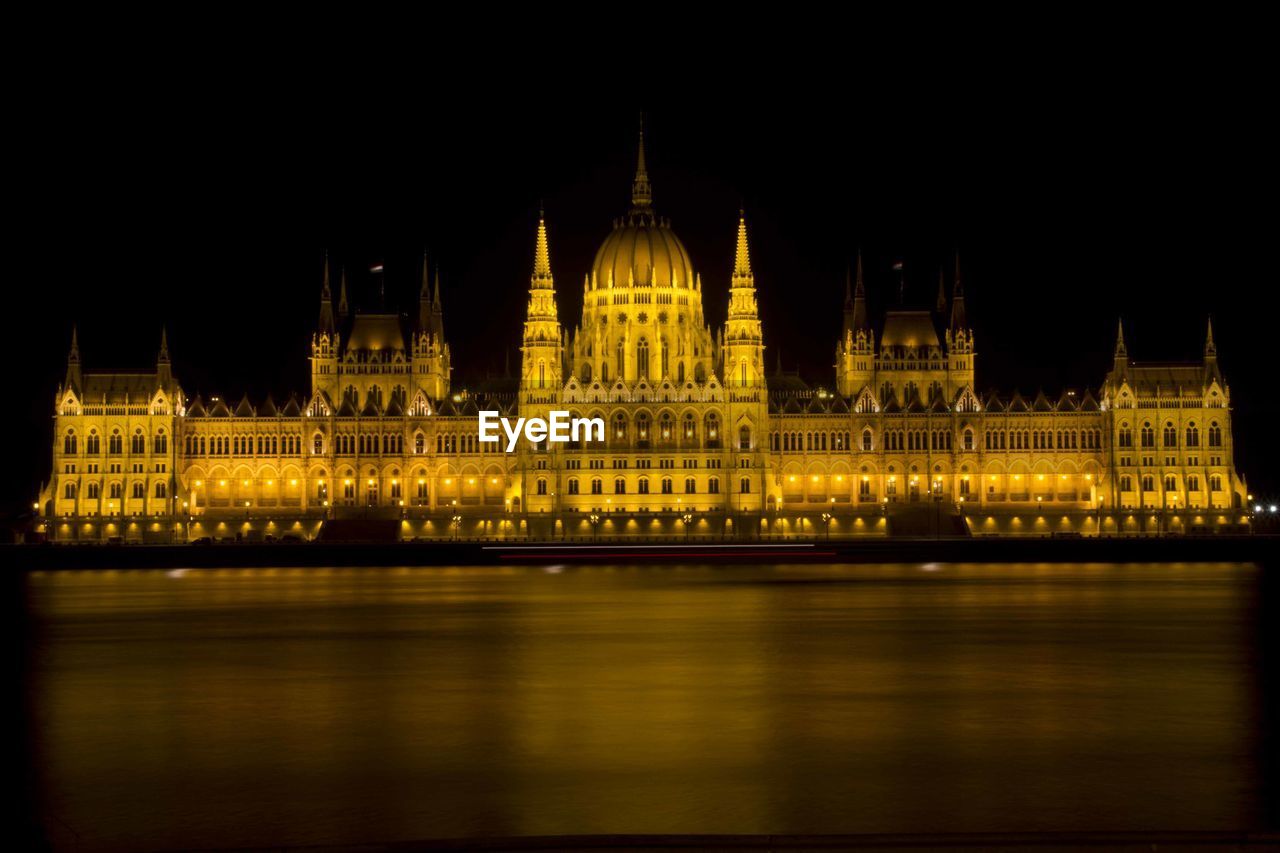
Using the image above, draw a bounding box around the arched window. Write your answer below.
[614,477,626,494]
[155,482,167,499]
[660,338,669,378]
[638,477,649,494]
[862,429,873,452]
[87,431,100,455]
[705,414,720,447]
[1141,422,1154,447]
[739,424,751,450]
[684,414,696,443]
[87,482,100,499]
[661,477,673,494]
[1164,475,1177,492]
[63,431,77,455]
[740,477,751,494]
[590,478,603,495]
[109,482,122,499]
[414,433,425,454]
[109,430,123,455]
[637,338,649,379]
[536,479,547,495]
[1163,422,1177,447]
[613,413,627,444]
[63,482,77,499]
[1209,422,1223,447]
[963,429,974,451]
[131,429,146,455]
[684,477,696,494]
[708,476,720,494]
[154,432,167,454]
[1186,423,1199,448]
[132,482,145,499]
[1118,424,1132,448]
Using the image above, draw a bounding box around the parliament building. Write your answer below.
[36,131,1250,541]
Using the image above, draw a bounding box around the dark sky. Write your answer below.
[10,74,1276,517]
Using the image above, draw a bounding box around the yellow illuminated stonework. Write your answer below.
[37,132,1248,541]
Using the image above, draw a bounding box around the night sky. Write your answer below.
[10,83,1276,519]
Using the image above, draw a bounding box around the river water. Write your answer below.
[20,562,1277,850]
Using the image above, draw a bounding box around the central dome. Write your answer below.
[590,124,696,291]
[592,215,695,290]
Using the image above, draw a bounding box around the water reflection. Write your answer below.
[24,562,1267,850]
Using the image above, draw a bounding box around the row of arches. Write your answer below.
[1117,421,1223,449]
[63,427,167,456]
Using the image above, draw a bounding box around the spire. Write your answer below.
[949,253,967,332]
[433,268,442,309]
[156,326,172,384]
[318,252,336,334]
[158,326,170,364]
[64,325,82,392]
[630,115,652,211]
[418,251,433,331]
[1204,316,1216,357]
[845,250,869,334]
[533,207,553,285]
[337,267,349,320]
[936,266,947,314]
[1114,318,1127,357]
[732,209,753,282]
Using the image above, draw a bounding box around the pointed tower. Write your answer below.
[723,210,764,388]
[631,115,653,216]
[156,326,172,386]
[337,266,349,323]
[520,209,563,403]
[944,252,974,395]
[317,252,336,336]
[311,255,339,399]
[64,324,82,394]
[1203,316,1220,382]
[412,260,451,401]
[1112,318,1129,380]
[836,251,874,396]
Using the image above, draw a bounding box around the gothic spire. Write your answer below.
[433,267,442,309]
[532,208,554,288]
[337,266,349,320]
[732,209,753,282]
[949,253,967,332]
[418,251,433,331]
[318,252,336,334]
[630,115,652,211]
[158,326,170,364]
[1204,316,1216,357]
[846,250,869,333]
[1114,318,1127,357]
[64,324,81,391]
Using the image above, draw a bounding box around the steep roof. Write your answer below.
[880,310,940,349]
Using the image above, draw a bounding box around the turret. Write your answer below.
[943,253,974,394]
[723,210,764,387]
[317,252,336,336]
[156,326,171,386]
[412,259,451,401]
[835,251,874,396]
[1204,316,1220,383]
[520,209,562,400]
[64,325,81,394]
[1113,317,1128,379]
[337,266,349,323]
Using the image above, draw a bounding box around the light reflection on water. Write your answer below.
[25,562,1266,850]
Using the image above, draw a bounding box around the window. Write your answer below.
[859,478,871,498]
[391,480,402,499]
[739,425,751,451]
[1188,475,1200,492]
[132,482,145,499]
[87,432,100,455]
[963,429,973,451]
[684,477,695,494]
[109,482,122,499]
[638,477,649,494]
[1209,422,1222,447]
[661,477,673,494]
[87,482,100,499]
[109,430,123,455]
[1164,475,1177,492]
[63,431,77,455]
[1142,475,1154,492]
[708,477,719,494]
[1163,423,1177,447]
[536,479,548,496]
[740,477,751,494]
[155,482,167,499]
[63,482,77,499]
[1210,474,1222,492]
[637,338,649,379]
[1186,423,1199,448]
[343,481,355,499]
[959,478,970,496]
[1120,476,1132,492]
[1118,425,1132,448]
[862,429,873,452]
[154,432,167,454]
[414,433,425,454]
[1141,423,1154,447]
[568,478,580,495]
[591,478,603,495]
[614,478,626,494]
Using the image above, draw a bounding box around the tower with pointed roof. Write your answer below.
[835,252,875,396]
[722,211,764,388]
[413,253,452,401]
[944,253,974,392]
[520,209,563,405]
[310,254,339,399]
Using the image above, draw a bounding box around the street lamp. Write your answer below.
[821,511,832,539]
[682,511,694,541]
[590,512,600,542]
[452,513,462,541]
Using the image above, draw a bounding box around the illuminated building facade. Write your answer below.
[37,131,1250,541]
